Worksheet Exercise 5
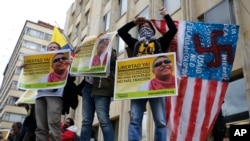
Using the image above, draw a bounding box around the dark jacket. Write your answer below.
[91,49,117,97]
[76,78,85,96]
[117,14,177,56]
[20,104,36,141]
[62,74,79,114]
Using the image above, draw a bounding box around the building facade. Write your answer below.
[0,20,54,129]
[0,0,249,141]
[64,0,250,140]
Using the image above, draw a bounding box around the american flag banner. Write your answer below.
[151,20,239,141]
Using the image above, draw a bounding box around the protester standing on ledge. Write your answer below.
[35,42,64,141]
[117,7,177,141]
[79,33,117,141]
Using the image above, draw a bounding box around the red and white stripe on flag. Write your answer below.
[166,77,227,141]
[151,19,169,34]
[150,19,239,141]
[151,19,179,52]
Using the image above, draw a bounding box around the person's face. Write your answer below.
[52,54,69,73]
[11,125,20,136]
[48,43,60,51]
[63,119,71,129]
[152,57,172,79]
[97,39,109,54]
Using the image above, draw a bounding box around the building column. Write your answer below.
[234,0,250,119]
[118,100,130,141]
[147,103,154,141]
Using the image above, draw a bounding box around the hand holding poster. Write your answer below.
[18,50,70,90]
[70,32,117,77]
[114,52,178,100]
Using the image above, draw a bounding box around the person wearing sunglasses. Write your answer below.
[117,7,177,141]
[19,41,78,141]
[39,53,70,83]
[35,42,72,141]
[139,55,175,91]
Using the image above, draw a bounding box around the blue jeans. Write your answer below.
[128,97,166,141]
[80,82,114,141]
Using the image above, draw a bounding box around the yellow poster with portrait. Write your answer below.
[114,52,178,100]
[70,35,97,74]
[17,50,70,90]
[70,31,117,77]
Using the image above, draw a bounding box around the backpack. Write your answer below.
[74,133,80,141]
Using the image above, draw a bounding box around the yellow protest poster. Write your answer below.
[70,35,97,74]
[18,50,70,90]
[0,129,10,140]
[114,52,178,100]
[70,32,117,77]
[15,90,37,105]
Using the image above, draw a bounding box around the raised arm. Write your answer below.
[159,7,178,52]
[117,19,139,50]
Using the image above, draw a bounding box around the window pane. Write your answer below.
[19,53,24,61]
[4,113,10,121]
[15,67,21,75]
[229,0,236,24]
[41,45,47,52]
[205,0,231,24]
[26,28,44,39]
[120,0,127,15]
[9,113,24,122]
[44,33,52,41]
[222,78,249,116]
[84,10,89,27]
[75,23,79,37]
[118,37,125,53]
[23,40,42,51]
[11,81,18,90]
[164,0,180,15]
[105,11,110,31]
[138,7,149,18]
[7,96,18,105]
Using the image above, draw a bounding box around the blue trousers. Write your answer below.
[80,82,114,141]
[128,97,166,141]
